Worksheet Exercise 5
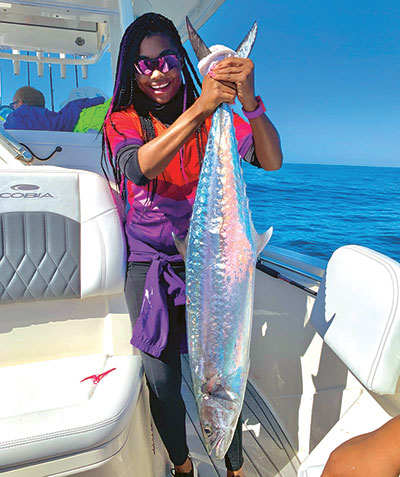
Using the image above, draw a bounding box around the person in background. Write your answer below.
[74,97,112,133]
[322,415,400,477]
[4,86,105,131]
[10,86,45,109]
[102,12,282,477]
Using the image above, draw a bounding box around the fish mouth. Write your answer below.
[204,431,224,456]
[215,433,233,460]
[202,426,235,459]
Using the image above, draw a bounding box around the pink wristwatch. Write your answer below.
[241,95,266,119]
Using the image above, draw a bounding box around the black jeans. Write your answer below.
[125,261,244,471]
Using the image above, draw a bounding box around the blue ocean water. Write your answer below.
[243,163,400,263]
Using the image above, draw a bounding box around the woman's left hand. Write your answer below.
[209,57,258,112]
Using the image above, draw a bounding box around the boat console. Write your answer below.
[5,129,105,176]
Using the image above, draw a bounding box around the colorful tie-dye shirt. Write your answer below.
[105,105,255,259]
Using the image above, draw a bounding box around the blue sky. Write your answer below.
[191,0,400,168]
[2,0,399,167]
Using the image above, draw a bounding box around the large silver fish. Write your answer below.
[175,18,273,459]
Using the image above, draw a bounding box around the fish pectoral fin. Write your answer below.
[172,232,188,261]
[254,226,273,256]
[201,376,238,403]
[201,374,220,394]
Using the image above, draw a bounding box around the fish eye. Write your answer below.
[203,426,213,436]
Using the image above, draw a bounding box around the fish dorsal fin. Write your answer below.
[235,21,258,58]
[172,232,189,261]
[254,226,273,256]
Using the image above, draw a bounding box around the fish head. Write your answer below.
[198,378,241,458]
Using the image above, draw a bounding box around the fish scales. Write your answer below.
[186,103,258,459]
[181,16,272,460]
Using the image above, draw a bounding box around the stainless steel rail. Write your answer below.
[0,128,32,163]
[258,255,322,283]
[256,257,321,297]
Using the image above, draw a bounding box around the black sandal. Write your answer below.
[170,456,198,477]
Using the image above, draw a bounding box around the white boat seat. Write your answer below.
[0,354,142,470]
[311,245,400,395]
[0,166,126,303]
[298,465,325,477]
[0,167,140,470]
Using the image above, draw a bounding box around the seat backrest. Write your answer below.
[0,166,126,304]
[311,245,400,395]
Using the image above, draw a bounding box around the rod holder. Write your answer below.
[12,50,20,75]
[36,52,43,77]
[60,53,67,79]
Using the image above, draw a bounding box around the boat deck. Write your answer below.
[181,355,299,476]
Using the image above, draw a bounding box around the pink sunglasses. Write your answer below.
[134,54,181,76]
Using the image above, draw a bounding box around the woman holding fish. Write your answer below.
[102,12,282,477]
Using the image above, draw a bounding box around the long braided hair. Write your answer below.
[102,12,205,199]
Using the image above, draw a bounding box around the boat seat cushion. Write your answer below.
[0,167,126,304]
[0,354,142,469]
[0,211,80,303]
[311,245,400,395]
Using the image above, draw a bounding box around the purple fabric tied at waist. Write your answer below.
[129,246,187,358]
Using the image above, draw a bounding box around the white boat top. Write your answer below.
[0,0,226,95]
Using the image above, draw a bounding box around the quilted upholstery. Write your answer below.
[0,211,80,303]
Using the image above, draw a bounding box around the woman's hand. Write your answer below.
[209,57,258,112]
[209,56,282,171]
[196,74,237,118]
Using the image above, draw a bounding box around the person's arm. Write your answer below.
[322,416,400,477]
[138,76,236,180]
[210,57,283,171]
